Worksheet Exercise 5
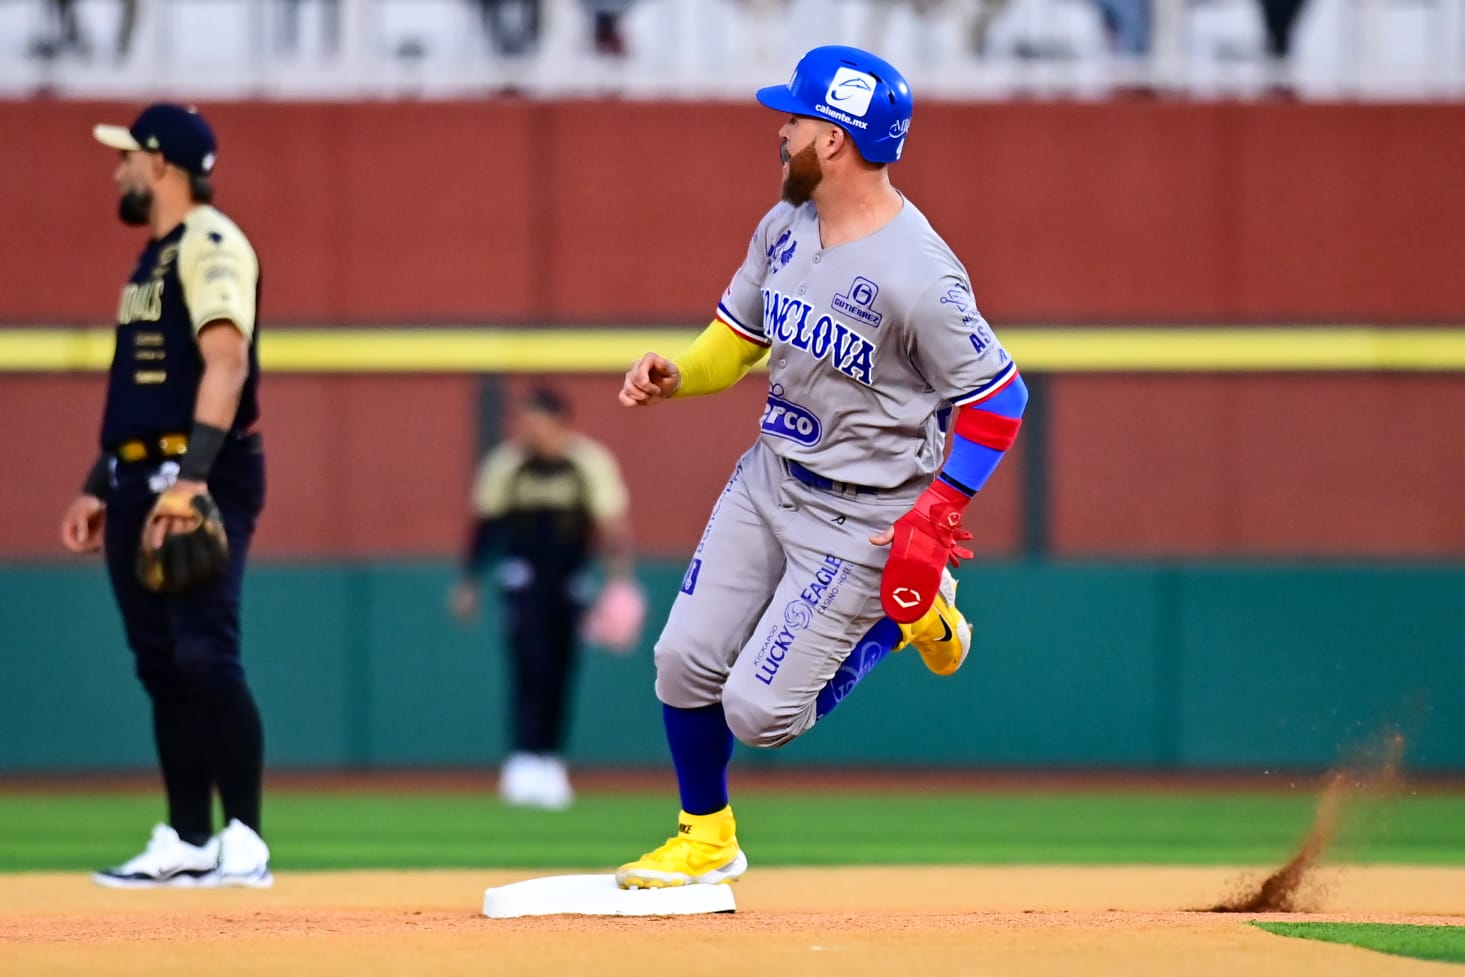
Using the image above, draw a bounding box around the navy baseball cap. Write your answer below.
[93,103,218,176]
[523,387,571,418]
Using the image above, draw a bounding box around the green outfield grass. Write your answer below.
[1,787,1462,871]
[1255,923,1465,964]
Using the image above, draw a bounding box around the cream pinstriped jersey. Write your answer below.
[472,435,629,522]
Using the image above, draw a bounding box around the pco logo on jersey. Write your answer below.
[760,384,822,447]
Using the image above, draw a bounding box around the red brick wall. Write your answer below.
[5,99,1462,325]
[4,99,1461,559]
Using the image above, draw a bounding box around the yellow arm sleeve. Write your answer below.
[673,321,770,398]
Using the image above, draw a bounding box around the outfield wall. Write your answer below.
[4,100,1463,324]
[5,97,1463,561]
[2,561,1461,774]
[4,370,1465,560]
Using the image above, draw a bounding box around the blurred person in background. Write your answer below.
[965,0,1011,56]
[475,0,637,57]
[30,0,139,62]
[583,0,636,55]
[1259,0,1308,92]
[861,0,1147,63]
[1093,0,1149,61]
[450,387,645,810]
[60,103,271,888]
[477,0,540,56]
[859,0,1012,58]
[278,0,341,57]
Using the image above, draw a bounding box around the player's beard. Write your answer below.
[781,143,823,206]
[117,187,152,227]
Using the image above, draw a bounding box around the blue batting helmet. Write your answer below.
[755,46,913,164]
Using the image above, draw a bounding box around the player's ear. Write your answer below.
[822,124,847,160]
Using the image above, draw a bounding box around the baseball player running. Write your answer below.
[614,45,1028,889]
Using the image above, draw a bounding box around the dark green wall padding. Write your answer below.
[1,562,1462,772]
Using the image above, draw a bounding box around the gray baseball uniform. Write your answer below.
[655,196,1016,747]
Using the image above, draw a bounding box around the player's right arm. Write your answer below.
[619,321,769,407]
[142,209,260,552]
[620,206,783,408]
[60,456,111,553]
[448,443,520,621]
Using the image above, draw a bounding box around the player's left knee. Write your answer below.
[173,640,246,692]
[722,692,810,749]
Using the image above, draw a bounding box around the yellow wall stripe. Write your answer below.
[2,326,1464,373]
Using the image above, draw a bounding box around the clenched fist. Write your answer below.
[620,352,681,407]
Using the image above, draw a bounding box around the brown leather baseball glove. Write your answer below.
[136,487,230,595]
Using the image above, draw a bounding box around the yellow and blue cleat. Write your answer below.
[896,567,972,676]
[615,806,748,890]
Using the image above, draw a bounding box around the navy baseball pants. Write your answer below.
[103,435,266,845]
[501,576,585,755]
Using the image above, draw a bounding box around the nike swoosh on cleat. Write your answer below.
[937,618,953,643]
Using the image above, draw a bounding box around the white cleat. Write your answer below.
[499,752,542,807]
[535,756,575,812]
[216,819,274,888]
[499,752,575,811]
[93,824,221,889]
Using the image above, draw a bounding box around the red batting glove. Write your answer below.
[880,480,974,623]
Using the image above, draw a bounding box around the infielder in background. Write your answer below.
[451,387,645,810]
[615,45,1028,889]
[59,103,271,887]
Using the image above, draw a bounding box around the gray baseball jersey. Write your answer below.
[651,196,1016,744]
[716,196,1017,491]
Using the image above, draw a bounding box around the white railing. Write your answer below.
[2,0,1462,99]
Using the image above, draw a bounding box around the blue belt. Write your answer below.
[784,459,878,495]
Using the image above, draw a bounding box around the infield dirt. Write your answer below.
[2,866,1462,977]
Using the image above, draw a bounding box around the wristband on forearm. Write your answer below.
[916,477,971,517]
[937,375,1028,497]
[81,454,111,501]
[178,422,229,482]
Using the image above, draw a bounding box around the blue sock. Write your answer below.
[815,618,902,720]
[662,702,735,815]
